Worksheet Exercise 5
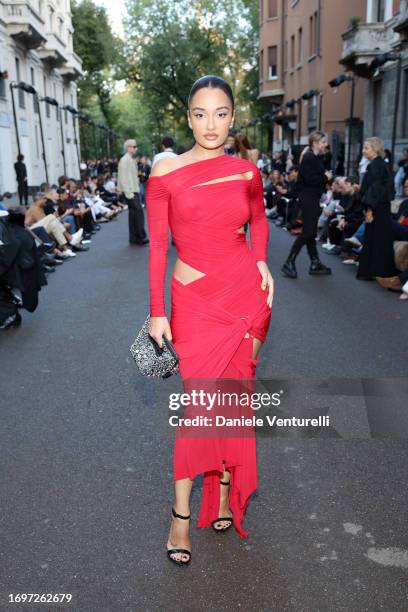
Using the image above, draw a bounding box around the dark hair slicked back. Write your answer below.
[188,75,234,111]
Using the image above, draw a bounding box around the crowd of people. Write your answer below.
[2,132,407,331]
[0,172,127,330]
[261,139,408,298]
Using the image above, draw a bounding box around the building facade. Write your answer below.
[258,0,366,159]
[340,0,408,163]
[0,0,82,195]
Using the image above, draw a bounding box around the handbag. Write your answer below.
[130,314,179,378]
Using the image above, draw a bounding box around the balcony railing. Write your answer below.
[340,22,400,77]
[3,1,46,49]
[38,33,69,69]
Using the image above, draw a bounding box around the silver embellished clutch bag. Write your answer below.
[130,315,180,378]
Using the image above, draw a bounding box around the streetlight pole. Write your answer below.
[391,54,402,169]
[347,77,355,176]
[36,93,49,184]
[9,83,21,156]
[318,91,324,131]
[59,107,67,176]
[62,105,81,180]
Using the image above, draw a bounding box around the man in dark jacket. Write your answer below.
[14,154,29,206]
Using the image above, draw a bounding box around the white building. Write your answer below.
[0,0,83,195]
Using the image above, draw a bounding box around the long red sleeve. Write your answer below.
[146,176,170,317]
[249,167,269,263]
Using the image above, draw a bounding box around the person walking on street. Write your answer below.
[281,131,332,279]
[117,139,149,245]
[14,154,29,206]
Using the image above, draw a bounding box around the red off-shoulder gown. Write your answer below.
[146,154,272,538]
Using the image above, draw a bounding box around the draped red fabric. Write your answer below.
[146,154,272,538]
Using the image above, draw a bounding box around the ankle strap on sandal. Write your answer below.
[220,480,230,485]
[172,507,190,520]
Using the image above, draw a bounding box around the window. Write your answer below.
[309,12,318,56]
[63,90,67,124]
[268,0,278,18]
[0,74,5,98]
[298,28,303,65]
[54,82,59,121]
[290,35,295,70]
[31,67,39,113]
[377,0,386,21]
[260,49,264,81]
[308,94,317,127]
[35,124,40,157]
[373,79,382,135]
[49,6,54,30]
[268,46,278,79]
[15,58,25,108]
[403,70,408,138]
[43,76,50,118]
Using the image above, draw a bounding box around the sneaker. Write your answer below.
[343,259,359,265]
[344,236,362,249]
[81,239,92,244]
[69,228,84,246]
[326,245,342,255]
[62,249,76,258]
[322,241,334,250]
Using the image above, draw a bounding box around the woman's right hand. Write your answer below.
[148,316,172,348]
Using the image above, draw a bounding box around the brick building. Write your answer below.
[258,0,366,164]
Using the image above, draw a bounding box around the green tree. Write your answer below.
[72,0,123,127]
[123,0,262,148]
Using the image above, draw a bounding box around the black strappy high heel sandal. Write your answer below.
[211,480,233,532]
[167,507,192,566]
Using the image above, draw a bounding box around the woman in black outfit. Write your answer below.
[357,137,398,280]
[281,131,332,279]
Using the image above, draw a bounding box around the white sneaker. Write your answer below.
[344,236,362,248]
[69,228,84,247]
[322,242,333,250]
[62,249,76,258]
[81,239,92,244]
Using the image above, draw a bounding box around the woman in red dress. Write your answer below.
[146,76,274,566]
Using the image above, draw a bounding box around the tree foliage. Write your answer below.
[122,0,264,145]
[71,0,123,127]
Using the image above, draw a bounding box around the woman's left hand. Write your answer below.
[257,261,274,308]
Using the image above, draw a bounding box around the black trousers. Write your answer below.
[125,193,147,243]
[18,182,28,206]
[289,193,321,260]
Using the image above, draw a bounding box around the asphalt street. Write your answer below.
[1,210,407,612]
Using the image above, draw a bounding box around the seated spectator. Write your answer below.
[326,177,364,252]
[319,177,344,243]
[346,178,408,251]
[96,176,120,212]
[275,166,300,228]
[264,170,285,218]
[24,196,83,258]
[394,178,408,226]
[394,149,408,197]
